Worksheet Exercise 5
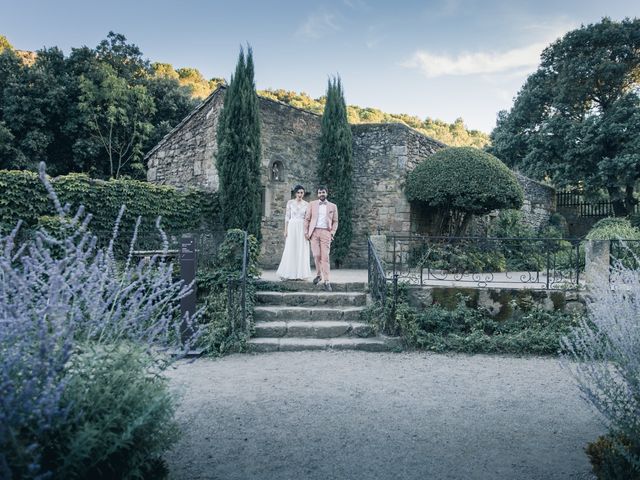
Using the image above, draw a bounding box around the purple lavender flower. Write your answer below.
[0,162,201,478]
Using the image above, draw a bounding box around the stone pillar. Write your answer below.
[584,240,610,287]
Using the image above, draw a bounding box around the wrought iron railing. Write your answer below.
[368,238,388,304]
[227,231,249,334]
[367,237,399,334]
[384,234,584,290]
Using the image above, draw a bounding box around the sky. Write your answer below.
[1,0,639,133]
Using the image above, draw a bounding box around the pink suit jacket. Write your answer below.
[304,200,339,238]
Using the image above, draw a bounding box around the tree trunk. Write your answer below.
[608,186,627,217]
[624,185,637,216]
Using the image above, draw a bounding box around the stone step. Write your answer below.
[254,306,365,322]
[247,336,400,353]
[255,280,367,293]
[255,291,367,307]
[253,320,375,338]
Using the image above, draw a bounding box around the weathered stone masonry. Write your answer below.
[146,86,555,268]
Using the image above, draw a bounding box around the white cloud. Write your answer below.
[402,20,576,78]
[296,11,341,39]
[402,42,547,78]
[342,0,368,9]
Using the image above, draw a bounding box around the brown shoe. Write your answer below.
[313,275,321,285]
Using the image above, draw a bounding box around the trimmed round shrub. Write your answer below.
[586,217,640,240]
[405,147,524,214]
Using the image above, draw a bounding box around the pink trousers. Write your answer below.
[310,229,332,281]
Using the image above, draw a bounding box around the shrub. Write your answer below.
[0,169,220,237]
[562,263,640,478]
[0,163,199,478]
[405,147,524,235]
[586,217,640,240]
[41,343,178,479]
[196,229,261,356]
[392,293,577,355]
[585,435,640,480]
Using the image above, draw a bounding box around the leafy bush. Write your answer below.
[405,147,524,234]
[0,169,220,237]
[196,229,261,356]
[586,217,640,240]
[586,435,640,480]
[392,293,577,354]
[410,241,507,273]
[0,163,199,478]
[562,263,640,478]
[40,343,177,479]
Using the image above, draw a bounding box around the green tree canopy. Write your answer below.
[78,62,155,179]
[317,76,353,267]
[406,147,524,235]
[0,35,13,53]
[215,46,262,240]
[0,32,197,178]
[489,17,640,216]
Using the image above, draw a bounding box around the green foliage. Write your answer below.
[409,241,507,273]
[586,435,640,480]
[197,229,261,294]
[216,47,262,241]
[78,62,155,179]
[258,88,490,147]
[405,147,524,235]
[395,294,578,355]
[489,18,640,216]
[0,169,49,231]
[586,217,640,240]
[0,35,13,52]
[317,77,354,266]
[196,229,260,356]
[0,169,220,237]
[41,343,177,479]
[0,32,198,179]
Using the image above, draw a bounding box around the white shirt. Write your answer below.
[317,202,328,228]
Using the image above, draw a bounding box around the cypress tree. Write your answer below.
[216,46,262,241]
[317,77,353,267]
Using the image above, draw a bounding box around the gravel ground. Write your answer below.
[164,351,603,480]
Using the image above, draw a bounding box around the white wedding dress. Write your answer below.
[276,199,311,280]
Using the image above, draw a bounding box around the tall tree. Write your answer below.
[77,62,155,179]
[489,18,640,216]
[215,46,262,240]
[317,76,353,267]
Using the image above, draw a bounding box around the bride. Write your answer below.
[276,185,311,280]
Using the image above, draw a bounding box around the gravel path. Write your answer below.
[164,351,603,480]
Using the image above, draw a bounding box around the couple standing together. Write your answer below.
[276,185,338,291]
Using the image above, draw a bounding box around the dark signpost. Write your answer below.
[180,234,199,354]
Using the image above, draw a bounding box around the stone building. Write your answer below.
[145,86,554,268]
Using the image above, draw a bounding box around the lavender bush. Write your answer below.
[562,258,640,478]
[0,163,199,478]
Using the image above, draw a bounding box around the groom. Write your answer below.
[304,186,338,291]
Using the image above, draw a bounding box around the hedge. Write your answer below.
[405,147,524,214]
[0,170,220,236]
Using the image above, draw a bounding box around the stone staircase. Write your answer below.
[248,280,399,352]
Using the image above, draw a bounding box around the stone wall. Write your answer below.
[147,89,223,191]
[407,286,585,320]
[514,172,556,231]
[349,124,445,266]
